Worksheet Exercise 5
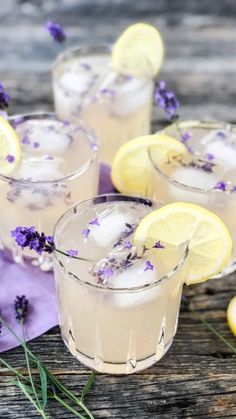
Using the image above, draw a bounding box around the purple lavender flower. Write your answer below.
[45,21,66,43]
[21,135,30,145]
[33,142,40,149]
[82,228,90,239]
[144,260,154,271]
[97,266,114,283]
[44,155,54,160]
[0,83,10,110]
[214,181,227,191]
[216,131,226,139]
[153,241,165,249]
[80,62,91,71]
[14,295,29,323]
[155,81,179,120]
[181,132,191,143]
[11,226,55,254]
[88,217,100,226]
[124,240,132,250]
[206,153,215,161]
[187,145,194,154]
[231,185,236,192]
[6,154,15,163]
[67,249,79,258]
[100,88,116,97]
[0,313,2,333]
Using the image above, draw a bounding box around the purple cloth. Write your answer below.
[0,164,114,352]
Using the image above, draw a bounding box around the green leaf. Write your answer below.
[81,372,96,401]
[11,379,35,395]
[37,361,48,408]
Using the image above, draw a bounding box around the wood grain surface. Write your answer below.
[1,1,236,418]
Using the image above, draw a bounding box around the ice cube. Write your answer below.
[109,261,158,308]
[110,261,156,289]
[89,209,134,248]
[170,166,218,206]
[204,139,236,168]
[60,71,93,95]
[99,72,153,117]
[22,121,72,154]
[15,157,64,181]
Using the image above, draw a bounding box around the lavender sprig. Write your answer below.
[15,295,29,324]
[0,83,10,110]
[0,303,95,418]
[155,80,179,121]
[45,21,66,43]
[11,226,92,262]
[11,227,55,254]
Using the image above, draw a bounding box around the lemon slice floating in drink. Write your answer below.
[111,133,187,195]
[0,116,21,176]
[227,296,236,336]
[111,23,164,78]
[133,202,232,284]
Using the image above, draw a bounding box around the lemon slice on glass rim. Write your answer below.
[0,115,21,176]
[111,23,164,78]
[133,202,232,285]
[111,133,187,196]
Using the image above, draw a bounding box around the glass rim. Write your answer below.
[0,112,99,185]
[151,119,236,194]
[52,44,111,96]
[51,43,153,97]
[52,43,111,71]
[53,193,189,293]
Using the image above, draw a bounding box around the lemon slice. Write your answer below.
[111,133,187,195]
[111,23,164,78]
[227,296,236,336]
[0,116,21,176]
[133,202,232,284]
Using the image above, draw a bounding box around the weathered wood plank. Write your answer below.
[1,1,236,418]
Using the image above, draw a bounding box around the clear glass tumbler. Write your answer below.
[150,120,236,276]
[0,113,99,270]
[53,194,187,374]
[52,45,154,165]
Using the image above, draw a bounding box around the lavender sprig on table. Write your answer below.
[15,295,29,323]
[0,298,95,418]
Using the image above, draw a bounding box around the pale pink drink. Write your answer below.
[0,113,98,270]
[149,121,236,276]
[52,46,154,164]
[53,194,187,374]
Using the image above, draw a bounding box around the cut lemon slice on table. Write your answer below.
[133,202,232,284]
[111,133,187,195]
[227,296,236,336]
[111,23,164,78]
[0,116,21,176]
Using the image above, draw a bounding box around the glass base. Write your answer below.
[62,335,173,375]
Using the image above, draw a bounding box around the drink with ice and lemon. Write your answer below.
[112,122,236,276]
[0,114,98,269]
[52,24,164,164]
[53,194,231,374]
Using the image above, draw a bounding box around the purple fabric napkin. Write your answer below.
[0,164,115,352]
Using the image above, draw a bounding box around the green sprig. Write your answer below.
[0,315,95,418]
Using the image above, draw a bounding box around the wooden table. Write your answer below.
[1,1,236,417]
